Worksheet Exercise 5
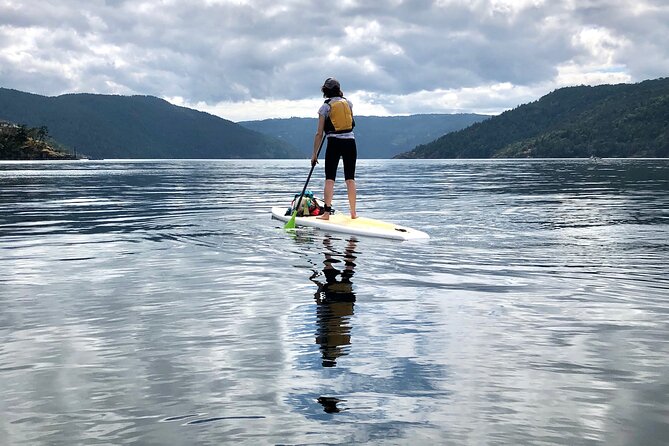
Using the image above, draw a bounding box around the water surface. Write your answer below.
[1,159,668,445]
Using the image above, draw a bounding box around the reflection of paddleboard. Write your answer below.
[271,206,429,241]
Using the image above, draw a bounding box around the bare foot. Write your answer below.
[317,213,330,220]
[350,212,358,219]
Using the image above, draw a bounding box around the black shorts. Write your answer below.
[324,137,357,181]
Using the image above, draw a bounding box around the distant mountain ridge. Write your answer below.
[0,88,301,159]
[239,114,489,158]
[396,77,669,159]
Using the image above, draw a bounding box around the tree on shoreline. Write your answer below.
[0,122,75,160]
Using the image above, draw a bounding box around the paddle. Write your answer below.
[284,135,326,229]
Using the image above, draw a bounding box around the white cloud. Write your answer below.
[167,96,322,122]
[1,0,667,120]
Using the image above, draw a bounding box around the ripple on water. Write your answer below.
[1,159,668,445]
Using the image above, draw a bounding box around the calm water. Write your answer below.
[1,159,668,445]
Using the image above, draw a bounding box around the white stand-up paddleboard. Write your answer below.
[271,206,429,241]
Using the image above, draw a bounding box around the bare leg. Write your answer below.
[318,179,335,220]
[346,179,357,219]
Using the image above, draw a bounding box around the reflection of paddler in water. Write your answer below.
[317,396,346,413]
[310,236,357,367]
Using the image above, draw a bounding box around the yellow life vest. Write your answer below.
[324,98,355,134]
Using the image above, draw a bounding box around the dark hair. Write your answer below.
[321,86,343,98]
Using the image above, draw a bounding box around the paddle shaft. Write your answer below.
[292,134,326,215]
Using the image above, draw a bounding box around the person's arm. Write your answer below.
[311,115,325,166]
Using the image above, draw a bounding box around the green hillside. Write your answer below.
[0,122,76,160]
[240,113,488,158]
[0,88,301,159]
[396,78,669,159]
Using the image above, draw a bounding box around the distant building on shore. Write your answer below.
[0,120,18,129]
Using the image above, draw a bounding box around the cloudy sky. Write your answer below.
[1,0,668,121]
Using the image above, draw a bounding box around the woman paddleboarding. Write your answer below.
[310,78,358,220]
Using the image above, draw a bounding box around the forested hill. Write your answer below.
[396,77,669,159]
[0,121,76,160]
[0,88,301,159]
[239,113,488,158]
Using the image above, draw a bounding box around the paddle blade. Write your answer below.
[284,211,297,229]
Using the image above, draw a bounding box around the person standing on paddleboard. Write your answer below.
[311,78,357,220]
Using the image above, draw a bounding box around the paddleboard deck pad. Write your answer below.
[271,206,429,240]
